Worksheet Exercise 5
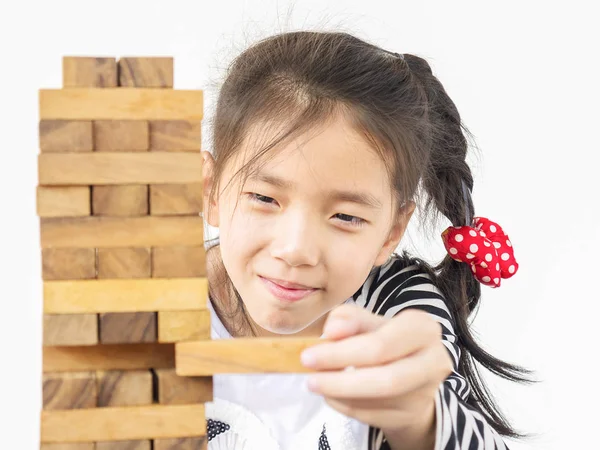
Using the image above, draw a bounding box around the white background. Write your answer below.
[0,1,598,448]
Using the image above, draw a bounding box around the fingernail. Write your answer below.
[301,350,317,367]
[306,376,319,392]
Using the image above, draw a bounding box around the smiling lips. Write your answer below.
[259,276,319,302]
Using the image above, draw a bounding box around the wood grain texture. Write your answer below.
[43,278,207,314]
[158,311,210,343]
[43,372,97,410]
[155,369,212,405]
[92,185,149,216]
[149,121,200,151]
[40,404,205,442]
[119,57,173,88]
[42,248,96,280]
[99,312,157,344]
[153,438,207,450]
[149,184,202,216]
[37,187,91,218]
[97,370,153,407]
[43,344,174,373]
[44,314,98,346]
[96,441,150,450]
[97,248,151,279]
[152,246,205,278]
[38,153,202,185]
[94,120,149,151]
[63,57,117,88]
[39,89,203,120]
[41,443,95,450]
[176,338,323,375]
[39,120,93,152]
[40,216,203,249]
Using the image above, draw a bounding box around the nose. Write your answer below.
[270,209,320,267]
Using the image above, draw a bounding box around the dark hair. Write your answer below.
[205,30,538,439]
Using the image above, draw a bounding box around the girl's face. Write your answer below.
[203,115,415,337]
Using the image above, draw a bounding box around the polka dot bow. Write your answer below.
[441,217,519,288]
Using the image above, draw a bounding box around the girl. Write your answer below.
[201,30,535,450]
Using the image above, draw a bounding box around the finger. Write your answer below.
[323,397,407,428]
[321,303,386,340]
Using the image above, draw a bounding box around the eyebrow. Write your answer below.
[249,173,383,209]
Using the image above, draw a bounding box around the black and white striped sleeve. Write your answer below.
[353,256,510,450]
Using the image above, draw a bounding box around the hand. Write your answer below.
[300,303,453,447]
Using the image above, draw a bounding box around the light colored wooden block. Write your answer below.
[42,248,96,280]
[149,121,200,151]
[37,187,91,218]
[63,57,117,88]
[40,216,204,249]
[43,344,174,373]
[43,372,97,410]
[39,89,203,120]
[152,246,205,278]
[41,443,95,450]
[96,441,151,450]
[44,314,98,346]
[40,404,205,442]
[97,248,151,279]
[99,313,157,344]
[38,153,202,185]
[97,370,153,407]
[94,120,149,151]
[119,57,173,88]
[153,438,207,450]
[155,369,212,404]
[43,278,207,314]
[158,311,210,343]
[39,120,93,152]
[176,338,323,376]
[149,184,202,216]
[92,185,149,217]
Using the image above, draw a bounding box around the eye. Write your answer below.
[334,213,366,228]
[247,193,278,205]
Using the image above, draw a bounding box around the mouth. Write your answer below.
[259,276,320,302]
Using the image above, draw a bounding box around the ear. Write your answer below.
[201,151,220,228]
[373,200,416,266]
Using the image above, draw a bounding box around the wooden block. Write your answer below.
[41,443,95,450]
[99,313,157,344]
[39,89,203,120]
[43,344,174,373]
[42,248,96,280]
[176,338,323,376]
[152,246,205,278]
[119,57,173,88]
[92,185,149,216]
[153,438,207,450]
[38,153,202,185]
[96,441,151,450]
[155,369,212,404]
[37,187,91,218]
[43,372,97,410]
[40,216,204,249]
[44,314,98,346]
[149,184,202,216]
[43,278,207,314]
[39,120,93,152]
[149,121,200,151]
[158,311,210,343]
[40,404,205,442]
[97,248,151,279]
[97,370,153,407]
[63,57,117,87]
[94,120,149,151]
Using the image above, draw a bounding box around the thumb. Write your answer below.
[322,303,386,340]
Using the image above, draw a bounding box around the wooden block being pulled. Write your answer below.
[41,443,95,450]
[44,278,207,314]
[44,314,98,346]
[97,370,153,407]
[155,369,212,404]
[42,248,96,280]
[153,438,207,450]
[40,216,204,249]
[39,89,203,120]
[43,343,174,373]
[43,372,97,410]
[39,120,93,152]
[39,153,202,185]
[63,57,117,88]
[149,121,201,151]
[152,246,205,278]
[158,311,210,343]
[37,187,91,218]
[149,184,202,216]
[40,404,205,442]
[97,248,151,279]
[92,185,149,216]
[94,120,149,151]
[96,441,151,450]
[119,57,173,88]
[99,312,157,344]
